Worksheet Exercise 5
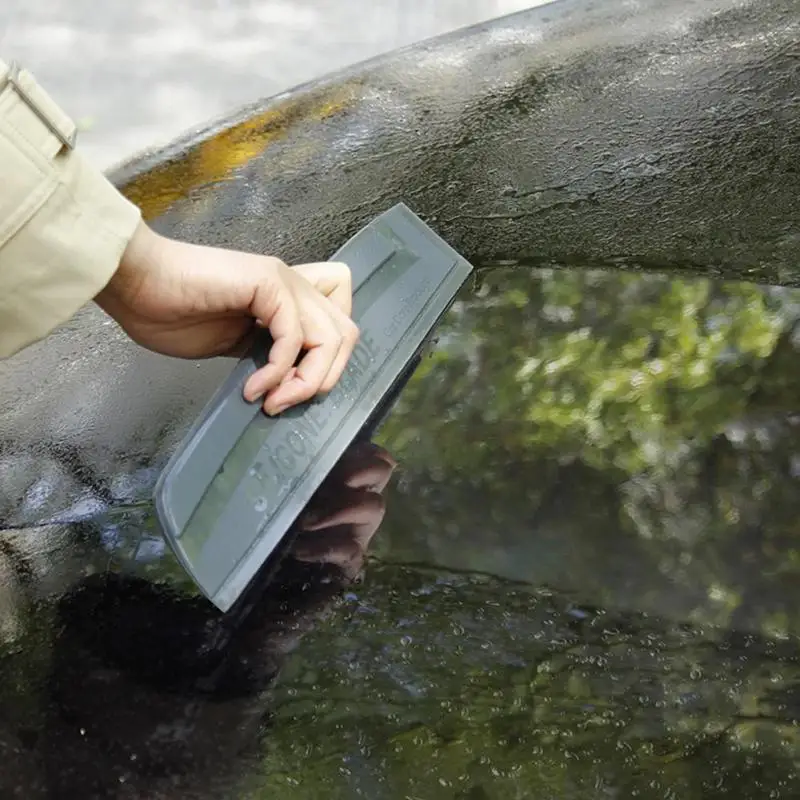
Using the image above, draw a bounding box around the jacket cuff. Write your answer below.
[0,60,142,358]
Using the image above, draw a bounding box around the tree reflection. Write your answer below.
[375,265,800,635]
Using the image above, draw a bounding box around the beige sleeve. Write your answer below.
[0,59,142,359]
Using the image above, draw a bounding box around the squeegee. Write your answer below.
[154,203,473,611]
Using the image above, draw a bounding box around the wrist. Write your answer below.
[94,219,161,316]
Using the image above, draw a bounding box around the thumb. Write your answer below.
[291,261,353,316]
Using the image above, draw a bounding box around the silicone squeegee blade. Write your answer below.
[153,203,473,612]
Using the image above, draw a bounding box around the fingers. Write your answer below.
[290,528,366,577]
[319,310,359,393]
[243,276,302,403]
[291,442,396,576]
[241,258,358,414]
[299,487,386,531]
[263,282,358,415]
[289,262,359,393]
[291,490,386,578]
[327,442,397,491]
[265,312,343,412]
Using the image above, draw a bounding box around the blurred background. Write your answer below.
[1,0,546,169]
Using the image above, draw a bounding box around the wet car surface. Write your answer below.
[1,0,799,796]
[4,263,800,798]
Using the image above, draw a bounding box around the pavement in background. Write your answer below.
[2,0,548,169]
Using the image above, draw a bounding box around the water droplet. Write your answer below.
[254,497,268,512]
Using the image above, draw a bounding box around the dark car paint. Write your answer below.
[0,0,798,796]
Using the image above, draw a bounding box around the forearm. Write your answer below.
[0,59,141,358]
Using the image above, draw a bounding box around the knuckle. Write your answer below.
[321,362,345,392]
[299,381,317,399]
[320,374,337,392]
[325,322,344,350]
[264,255,288,270]
[283,330,304,356]
[337,323,358,353]
[330,261,352,282]
[368,493,387,519]
[345,319,360,344]
[286,320,304,344]
[254,273,282,307]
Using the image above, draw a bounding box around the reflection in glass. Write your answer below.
[38,441,396,797]
[3,264,800,798]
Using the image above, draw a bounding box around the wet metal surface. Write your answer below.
[0,0,799,796]
[2,0,542,169]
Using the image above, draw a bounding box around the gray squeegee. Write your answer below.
[153,203,473,611]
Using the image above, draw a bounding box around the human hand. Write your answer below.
[94,220,359,415]
[291,441,397,579]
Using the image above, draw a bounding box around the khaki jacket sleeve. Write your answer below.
[0,58,142,359]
